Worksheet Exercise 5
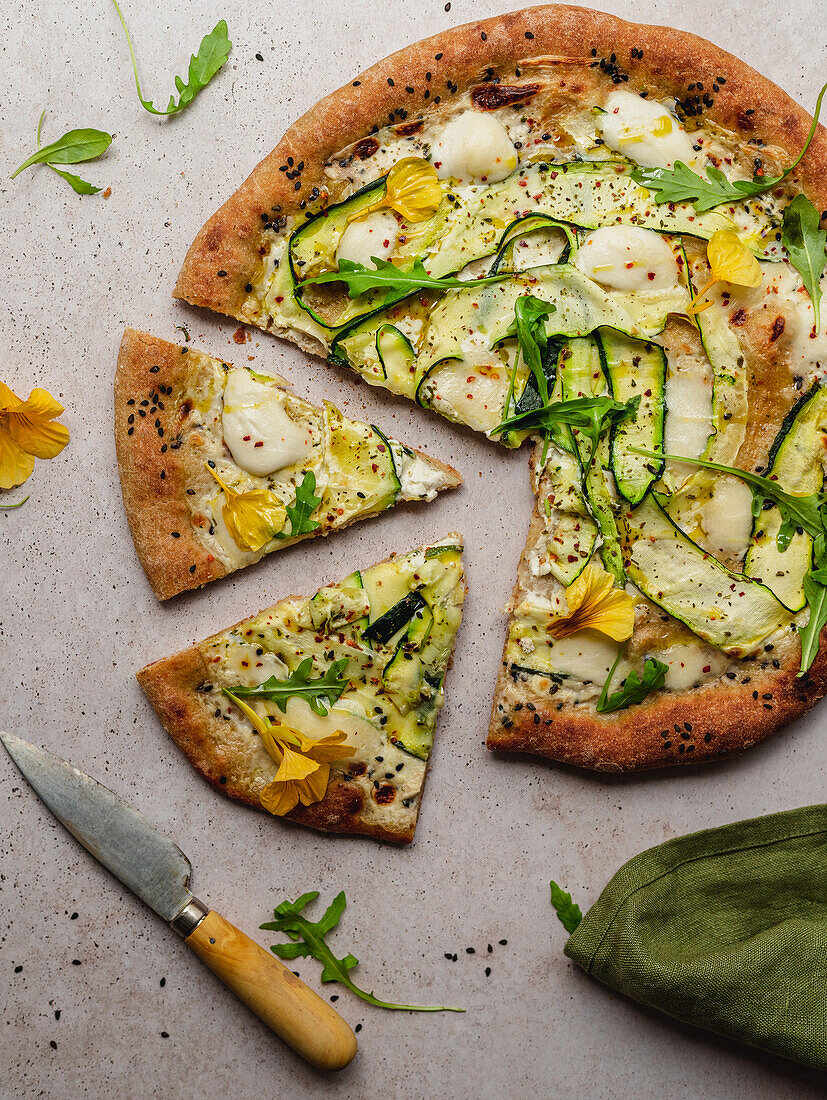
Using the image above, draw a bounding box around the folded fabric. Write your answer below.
[564,805,827,1070]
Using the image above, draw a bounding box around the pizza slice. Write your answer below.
[137,536,465,843]
[115,329,460,599]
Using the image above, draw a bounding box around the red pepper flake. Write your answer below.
[254,441,264,448]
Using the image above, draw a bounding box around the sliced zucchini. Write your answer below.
[375,324,416,389]
[621,494,791,655]
[558,337,625,584]
[598,331,666,505]
[382,644,424,716]
[308,570,368,629]
[363,591,427,646]
[321,402,399,525]
[533,446,599,585]
[744,384,827,611]
[664,270,750,531]
[488,214,575,274]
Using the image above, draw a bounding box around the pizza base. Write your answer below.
[171,5,827,768]
[115,328,460,600]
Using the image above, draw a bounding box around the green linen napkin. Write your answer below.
[564,805,827,1070]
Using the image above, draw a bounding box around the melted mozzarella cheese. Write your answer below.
[599,90,699,169]
[389,443,448,501]
[701,475,755,558]
[336,210,399,268]
[652,643,728,691]
[431,111,517,183]
[222,369,312,477]
[664,367,713,460]
[574,226,679,292]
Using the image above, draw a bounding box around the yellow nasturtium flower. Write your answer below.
[0,381,69,490]
[549,562,635,641]
[349,157,442,225]
[225,690,354,817]
[205,464,287,552]
[688,229,762,314]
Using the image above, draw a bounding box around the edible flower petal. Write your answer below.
[350,157,442,225]
[550,562,635,641]
[688,229,762,314]
[224,688,354,817]
[0,381,69,489]
[206,464,287,552]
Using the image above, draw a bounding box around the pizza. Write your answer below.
[171,6,827,771]
[115,328,460,600]
[137,536,465,842]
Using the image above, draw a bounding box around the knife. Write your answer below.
[0,731,357,1072]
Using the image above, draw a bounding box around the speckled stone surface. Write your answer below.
[1,2,826,1096]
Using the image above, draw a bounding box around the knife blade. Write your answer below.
[1,731,357,1072]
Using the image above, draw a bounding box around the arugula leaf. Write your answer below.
[111,1,231,115]
[549,881,583,934]
[11,124,112,183]
[632,161,778,213]
[505,296,556,404]
[276,470,322,539]
[261,892,464,1012]
[800,564,827,674]
[301,256,506,304]
[226,657,350,716]
[495,394,640,476]
[597,656,668,714]
[631,81,827,213]
[631,447,825,545]
[782,194,826,331]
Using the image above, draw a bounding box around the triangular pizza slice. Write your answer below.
[137,536,465,843]
[115,329,460,599]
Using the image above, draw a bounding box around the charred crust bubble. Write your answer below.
[395,120,424,136]
[373,783,397,805]
[354,137,379,160]
[471,83,540,110]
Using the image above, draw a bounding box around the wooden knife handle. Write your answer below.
[185,909,357,1071]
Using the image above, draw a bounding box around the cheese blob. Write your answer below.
[701,475,755,558]
[653,643,728,691]
[336,210,399,268]
[222,369,313,477]
[431,111,517,183]
[574,225,679,292]
[663,368,713,460]
[599,90,699,169]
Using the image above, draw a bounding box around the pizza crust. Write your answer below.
[115,328,228,601]
[174,4,827,324]
[115,328,461,600]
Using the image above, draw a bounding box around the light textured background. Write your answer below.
[1,1,826,1096]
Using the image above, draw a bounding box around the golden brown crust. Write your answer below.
[137,606,414,844]
[175,3,827,320]
[487,492,827,771]
[115,329,461,601]
[114,329,228,601]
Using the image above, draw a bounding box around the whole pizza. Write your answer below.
[130,4,827,801]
